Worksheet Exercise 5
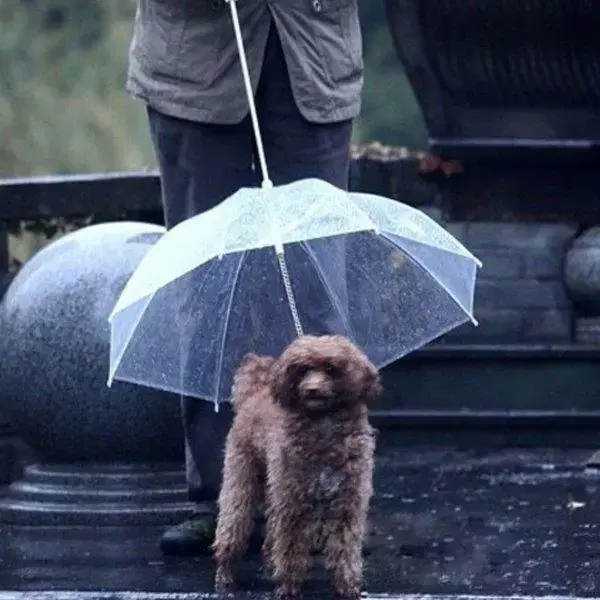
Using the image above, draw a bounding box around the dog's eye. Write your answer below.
[296,365,309,377]
[323,363,337,376]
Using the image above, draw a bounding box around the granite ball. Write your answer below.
[0,222,184,462]
[564,226,600,317]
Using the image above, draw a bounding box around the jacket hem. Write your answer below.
[126,78,359,126]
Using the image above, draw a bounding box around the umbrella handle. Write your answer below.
[225,0,273,190]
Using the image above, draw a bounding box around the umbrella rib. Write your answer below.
[217,196,243,260]
[301,241,353,339]
[212,250,247,406]
[344,199,379,234]
[380,232,478,326]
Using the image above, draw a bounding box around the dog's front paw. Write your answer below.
[274,584,302,600]
[334,592,362,600]
[333,582,362,600]
[214,565,235,594]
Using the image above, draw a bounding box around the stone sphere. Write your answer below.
[0,222,184,462]
[564,227,600,317]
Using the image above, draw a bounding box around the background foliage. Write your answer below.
[1,0,427,178]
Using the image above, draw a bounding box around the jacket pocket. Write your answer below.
[310,0,364,83]
[140,0,186,75]
[176,0,229,86]
[138,0,227,84]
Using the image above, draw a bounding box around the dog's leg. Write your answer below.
[212,440,261,592]
[323,518,365,600]
[270,511,311,600]
[323,466,373,600]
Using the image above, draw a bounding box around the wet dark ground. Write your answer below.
[2,439,600,598]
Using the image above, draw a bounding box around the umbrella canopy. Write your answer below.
[108,178,481,406]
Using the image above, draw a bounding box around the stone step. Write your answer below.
[23,463,186,487]
[0,594,594,600]
[6,481,186,503]
[0,463,194,526]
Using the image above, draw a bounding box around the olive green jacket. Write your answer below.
[126,0,364,125]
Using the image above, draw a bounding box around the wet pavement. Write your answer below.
[2,439,600,598]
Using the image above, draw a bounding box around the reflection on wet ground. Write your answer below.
[2,440,600,597]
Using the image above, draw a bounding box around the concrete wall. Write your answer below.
[440,221,578,343]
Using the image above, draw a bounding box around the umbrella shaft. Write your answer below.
[226,0,272,189]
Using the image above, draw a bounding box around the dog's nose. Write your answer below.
[304,386,321,397]
[300,372,326,394]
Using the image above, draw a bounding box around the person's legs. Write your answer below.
[256,25,353,189]
[146,106,256,555]
[147,16,355,556]
[147,106,257,227]
[256,24,353,337]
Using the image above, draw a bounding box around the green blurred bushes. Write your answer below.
[1,0,426,177]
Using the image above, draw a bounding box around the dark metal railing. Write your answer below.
[0,171,162,220]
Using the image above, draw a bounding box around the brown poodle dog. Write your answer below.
[212,334,381,600]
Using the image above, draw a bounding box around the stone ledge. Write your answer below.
[378,342,600,413]
[444,309,523,341]
[475,280,570,310]
[445,309,573,342]
[406,343,600,359]
[0,595,594,600]
[370,410,600,429]
[447,222,578,248]
[464,223,578,249]
[471,249,566,281]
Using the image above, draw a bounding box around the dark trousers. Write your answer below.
[147,24,353,503]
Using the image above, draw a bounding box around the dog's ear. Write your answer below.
[269,358,293,407]
[239,352,261,369]
[357,359,382,405]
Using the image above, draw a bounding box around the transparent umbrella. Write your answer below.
[107,0,482,408]
[108,176,481,406]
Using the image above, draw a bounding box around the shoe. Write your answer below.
[160,506,265,557]
[160,508,217,556]
[160,508,373,557]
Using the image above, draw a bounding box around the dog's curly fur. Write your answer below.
[212,335,381,600]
